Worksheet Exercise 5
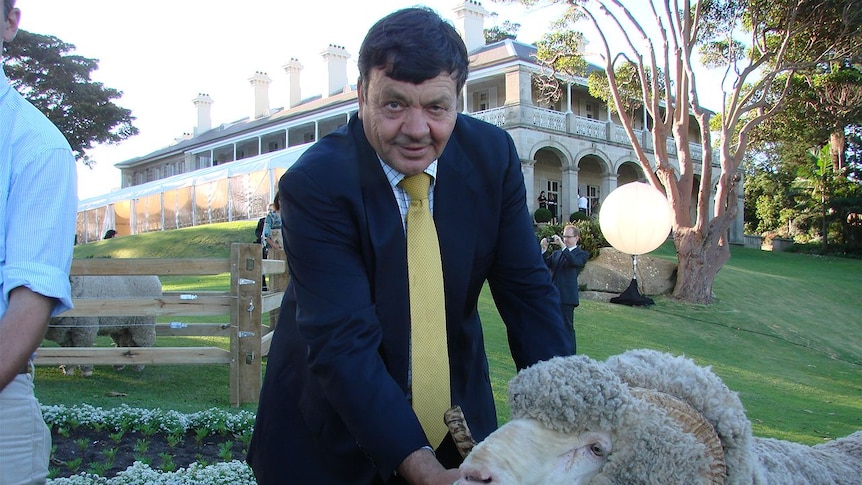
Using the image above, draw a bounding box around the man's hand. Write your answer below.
[398,448,462,485]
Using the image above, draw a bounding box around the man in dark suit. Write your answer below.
[542,224,590,351]
[247,7,573,485]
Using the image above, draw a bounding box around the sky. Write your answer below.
[14,1,725,200]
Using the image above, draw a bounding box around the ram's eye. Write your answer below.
[590,443,607,457]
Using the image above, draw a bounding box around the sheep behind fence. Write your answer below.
[45,275,162,376]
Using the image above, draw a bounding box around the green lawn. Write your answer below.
[34,222,861,444]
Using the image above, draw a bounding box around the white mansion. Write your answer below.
[77,0,743,244]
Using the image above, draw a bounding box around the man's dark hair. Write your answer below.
[358,7,469,92]
[3,0,13,19]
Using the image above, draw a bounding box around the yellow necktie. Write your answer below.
[400,173,450,446]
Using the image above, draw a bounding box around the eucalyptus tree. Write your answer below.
[4,30,138,165]
[523,0,862,303]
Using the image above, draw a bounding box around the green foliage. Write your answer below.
[534,218,605,260]
[569,211,590,222]
[133,438,149,454]
[534,29,588,103]
[217,441,234,462]
[746,135,862,253]
[535,222,564,241]
[536,30,588,77]
[484,20,520,43]
[572,218,606,260]
[587,64,651,118]
[75,437,88,452]
[533,207,553,223]
[3,30,138,165]
[65,457,83,473]
[158,452,177,473]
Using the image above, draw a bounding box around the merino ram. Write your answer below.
[45,275,162,376]
[456,349,862,485]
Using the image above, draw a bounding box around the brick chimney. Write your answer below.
[453,0,489,52]
[249,71,272,119]
[283,58,303,109]
[321,44,350,98]
[192,93,214,136]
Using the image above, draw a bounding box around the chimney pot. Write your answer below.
[321,44,351,98]
[283,58,304,108]
[453,0,489,52]
[249,71,273,119]
[192,93,214,136]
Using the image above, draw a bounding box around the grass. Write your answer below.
[35,222,862,445]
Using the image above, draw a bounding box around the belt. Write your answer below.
[19,361,32,375]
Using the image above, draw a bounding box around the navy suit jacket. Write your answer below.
[248,114,573,484]
[545,247,590,306]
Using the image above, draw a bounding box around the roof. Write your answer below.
[114,88,357,169]
[81,144,311,211]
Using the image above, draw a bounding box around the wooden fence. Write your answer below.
[33,243,288,406]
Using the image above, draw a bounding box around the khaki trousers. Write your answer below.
[0,374,51,485]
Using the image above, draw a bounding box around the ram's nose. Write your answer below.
[456,464,497,484]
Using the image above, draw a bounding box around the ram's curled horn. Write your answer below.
[445,405,477,459]
[631,388,727,484]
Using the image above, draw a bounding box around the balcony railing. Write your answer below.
[469,105,702,161]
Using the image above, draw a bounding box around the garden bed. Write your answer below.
[42,404,257,484]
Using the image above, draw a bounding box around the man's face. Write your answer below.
[357,67,458,176]
[2,1,20,47]
[563,230,578,248]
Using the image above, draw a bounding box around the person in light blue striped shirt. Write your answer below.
[0,1,78,482]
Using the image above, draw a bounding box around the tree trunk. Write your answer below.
[829,130,846,173]
[671,227,731,304]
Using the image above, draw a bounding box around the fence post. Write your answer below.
[230,243,263,406]
[266,247,289,330]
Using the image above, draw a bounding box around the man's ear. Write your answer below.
[3,6,20,43]
[356,77,364,119]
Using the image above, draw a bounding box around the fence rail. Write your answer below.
[34,243,288,406]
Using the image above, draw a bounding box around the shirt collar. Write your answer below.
[379,157,439,191]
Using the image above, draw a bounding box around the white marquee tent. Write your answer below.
[76,144,311,244]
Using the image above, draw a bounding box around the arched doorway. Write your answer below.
[617,161,644,185]
[577,155,605,218]
[534,147,566,222]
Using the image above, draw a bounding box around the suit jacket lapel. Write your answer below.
[434,133,479,302]
[352,118,411,385]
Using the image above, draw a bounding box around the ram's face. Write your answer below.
[455,419,611,485]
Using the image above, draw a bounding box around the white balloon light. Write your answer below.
[599,182,672,255]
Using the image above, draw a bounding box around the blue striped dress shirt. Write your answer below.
[1,69,76,317]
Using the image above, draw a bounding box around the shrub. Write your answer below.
[533,207,552,223]
[534,219,606,260]
[572,219,607,259]
[569,211,590,222]
[536,222,563,243]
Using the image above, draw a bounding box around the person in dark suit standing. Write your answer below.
[547,192,558,222]
[247,7,573,485]
[542,224,590,351]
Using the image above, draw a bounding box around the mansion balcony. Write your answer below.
[469,104,704,163]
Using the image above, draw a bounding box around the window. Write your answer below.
[478,92,489,111]
[195,154,212,171]
[587,185,599,216]
[586,103,594,120]
[472,88,497,112]
[546,180,561,221]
